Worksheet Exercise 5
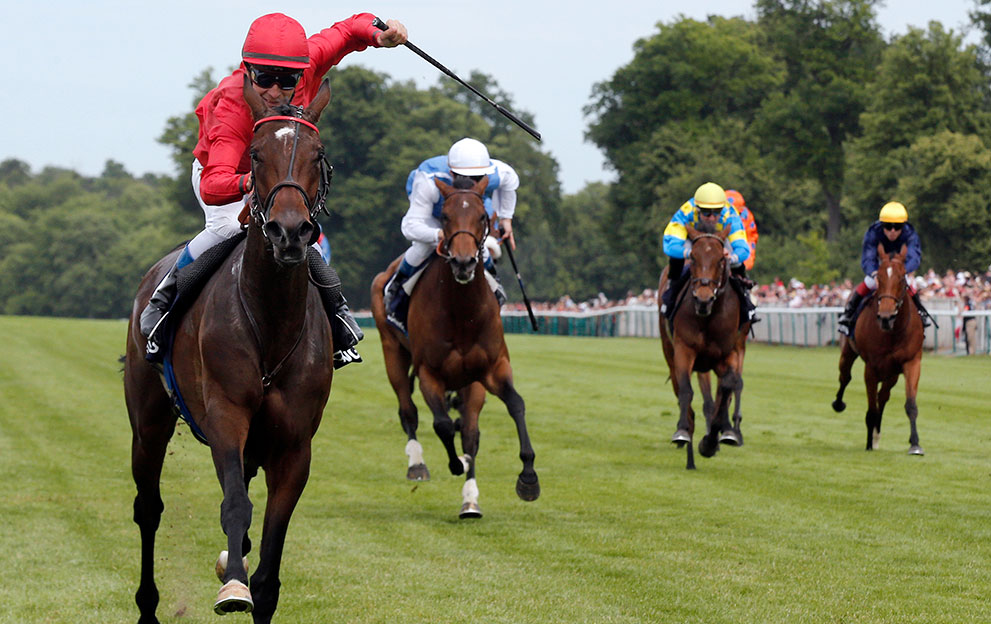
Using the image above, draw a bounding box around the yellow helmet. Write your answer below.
[879,201,908,223]
[694,182,727,209]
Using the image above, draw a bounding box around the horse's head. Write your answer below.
[242,75,333,266]
[686,224,729,317]
[875,243,908,331]
[434,176,490,284]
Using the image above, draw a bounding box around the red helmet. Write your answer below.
[725,189,745,209]
[241,13,310,70]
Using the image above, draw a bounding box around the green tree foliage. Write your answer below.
[754,0,884,241]
[0,160,184,318]
[845,23,991,222]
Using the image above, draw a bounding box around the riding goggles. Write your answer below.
[698,208,722,218]
[247,65,303,90]
[882,223,904,231]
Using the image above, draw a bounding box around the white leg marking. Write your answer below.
[462,478,479,505]
[459,454,471,473]
[872,427,881,449]
[405,439,424,467]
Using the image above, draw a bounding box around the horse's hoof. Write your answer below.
[407,463,431,481]
[449,454,469,476]
[698,434,719,458]
[459,501,483,519]
[832,399,846,412]
[719,430,741,446]
[214,551,249,582]
[516,474,540,501]
[908,445,925,456]
[671,429,691,445]
[214,580,253,614]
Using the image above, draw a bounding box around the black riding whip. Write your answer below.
[372,17,541,141]
[498,228,539,332]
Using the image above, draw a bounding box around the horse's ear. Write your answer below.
[242,73,268,120]
[304,80,332,123]
[877,242,885,259]
[898,244,907,261]
[685,225,699,241]
[473,175,489,195]
[719,227,730,241]
[434,177,455,197]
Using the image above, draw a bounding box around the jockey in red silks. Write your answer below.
[838,201,931,335]
[725,189,758,272]
[140,12,407,368]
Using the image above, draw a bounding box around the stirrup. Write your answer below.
[333,347,362,369]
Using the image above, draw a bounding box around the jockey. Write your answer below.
[139,12,408,368]
[660,182,752,322]
[725,189,758,271]
[383,137,519,333]
[838,201,930,334]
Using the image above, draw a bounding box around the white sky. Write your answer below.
[1,1,981,194]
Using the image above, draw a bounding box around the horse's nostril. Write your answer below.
[264,221,286,243]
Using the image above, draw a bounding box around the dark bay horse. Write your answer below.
[370,175,539,518]
[832,244,925,454]
[659,225,749,469]
[124,77,335,623]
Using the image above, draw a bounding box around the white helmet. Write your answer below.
[448,137,496,176]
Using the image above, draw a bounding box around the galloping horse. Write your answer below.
[832,244,925,454]
[659,225,749,469]
[370,175,539,518]
[124,77,335,623]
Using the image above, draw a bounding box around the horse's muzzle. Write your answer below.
[450,257,478,285]
[264,220,312,266]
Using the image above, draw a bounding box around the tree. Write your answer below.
[754,0,884,241]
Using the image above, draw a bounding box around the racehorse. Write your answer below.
[658,225,749,470]
[370,175,539,518]
[124,77,335,623]
[832,244,925,454]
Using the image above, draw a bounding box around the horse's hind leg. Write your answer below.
[700,369,739,459]
[248,443,313,623]
[903,355,924,455]
[833,336,857,412]
[384,345,428,480]
[125,358,177,624]
[864,366,882,451]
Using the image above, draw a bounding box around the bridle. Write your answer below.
[875,265,907,314]
[689,233,728,299]
[247,110,333,237]
[435,189,487,263]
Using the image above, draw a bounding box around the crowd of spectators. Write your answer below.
[503,267,991,313]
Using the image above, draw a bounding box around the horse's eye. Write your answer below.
[250,150,260,163]
[440,214,450,224]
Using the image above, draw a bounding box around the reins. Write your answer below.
[689,233,728,299]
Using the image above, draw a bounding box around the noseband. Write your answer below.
[876,275,907,314]
[689,233,728,299]
[436,189,487,263]
[247,110,333,234]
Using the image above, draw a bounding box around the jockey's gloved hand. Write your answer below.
[683,242,692,258]
[729,253,740,267]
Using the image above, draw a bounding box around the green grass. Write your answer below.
[1,315,989,623]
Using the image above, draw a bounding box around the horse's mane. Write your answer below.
[696,220,717,235]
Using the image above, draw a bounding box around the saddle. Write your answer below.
[158,232,247,445]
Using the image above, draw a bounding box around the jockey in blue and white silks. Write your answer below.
[384,138,519,333]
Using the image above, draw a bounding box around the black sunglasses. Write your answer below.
[247,65,302,90]
[883,223,904,231]
[699,208,721,218]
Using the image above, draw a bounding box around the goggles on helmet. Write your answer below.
[247,65,303,90]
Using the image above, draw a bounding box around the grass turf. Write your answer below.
[0,315,988,623]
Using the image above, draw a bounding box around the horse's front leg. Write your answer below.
[863,366,882,451]
[207,410,255,615]
[457,383,486,518]
[672,349,696,470]
[486,360,540,503]
[833,335,857,412]
[700,363,739,459]
[418,369,466,476]
[248,441,313,623]
[903,355,924,456]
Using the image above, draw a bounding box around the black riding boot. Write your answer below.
[307,248,363,369]
[911,291,932,329]
[662,258,687,322]
[485,262,507,306]
[838,291,864,336]
[140,261,180,361]
[730,264,758,325]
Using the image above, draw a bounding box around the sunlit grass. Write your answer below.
[0,316,988,623]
